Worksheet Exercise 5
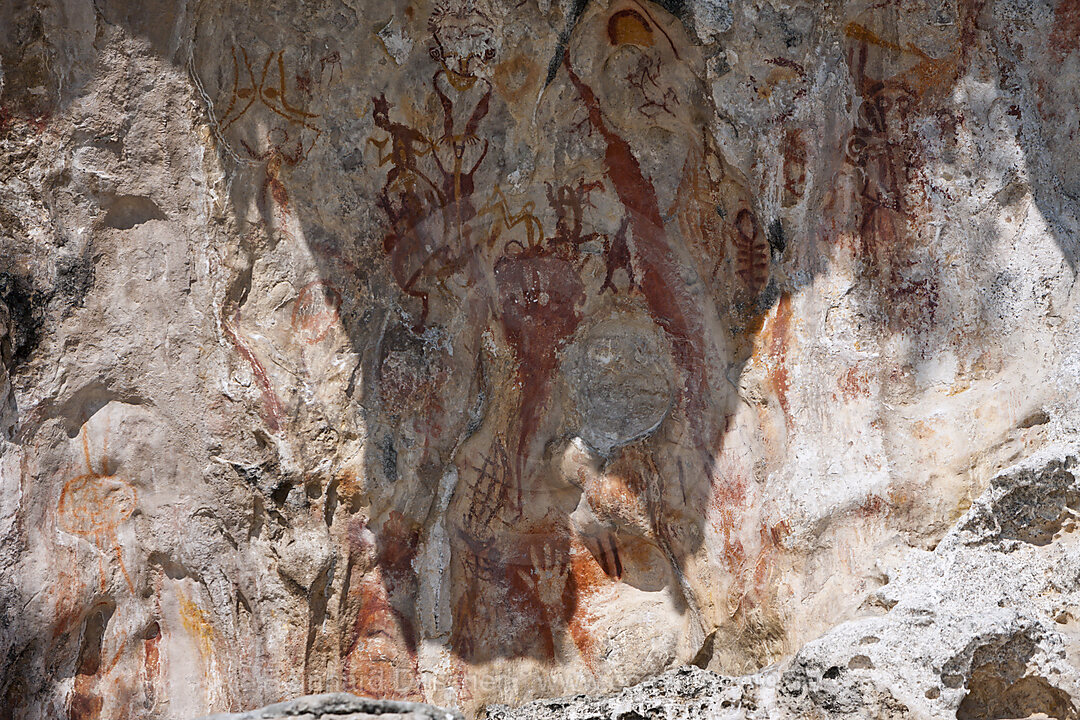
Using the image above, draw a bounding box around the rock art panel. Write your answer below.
[2,0,1080,718]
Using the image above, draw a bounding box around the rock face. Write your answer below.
[200,694,463,720]
[488,448,1080,719]
[2,0,1080,718]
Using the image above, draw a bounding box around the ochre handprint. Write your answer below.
[516,541,580,665]
[517,542,569,618]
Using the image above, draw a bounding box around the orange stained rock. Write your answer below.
[842,22,928,60]
[588,444,651,529]
[343,572,422,700]
[708,472,749,578]
[57,425,137,593]
[843,21,956,101]
[70,670,103,720]
[336,468,362,507]
[748,519,790,594]
[141,622,161,712]
[855,494,889,519]
[291,280,341,345]
[69,606,126,720]
[607,9,655,47]
[838,363,872,401]
[178,591,218,673]
[566,536,612,663]
[50,569,88,639]
[376,510,422,590]
[584,474,640,525]
[760,293,794,430]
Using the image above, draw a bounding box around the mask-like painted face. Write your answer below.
[266,126,289,148]
[429,4,497,79]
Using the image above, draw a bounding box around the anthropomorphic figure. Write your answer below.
[370,93,442,207]
[241,127,304,235]
[369,95,446,330]
[428,0,497,251]
[546,179,604,260]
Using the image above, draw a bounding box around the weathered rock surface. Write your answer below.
[488,447,1080,718]
[229,439,1080,720]
[2,0,1080,718]
[201,694,463,720]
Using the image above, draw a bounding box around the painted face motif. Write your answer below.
[429,2,497,79]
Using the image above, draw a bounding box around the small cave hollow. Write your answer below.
[956,669,1076,720]
[102,195,166,229]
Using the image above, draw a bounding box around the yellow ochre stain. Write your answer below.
[179,592,217,667]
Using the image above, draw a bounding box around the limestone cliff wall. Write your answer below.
[1,0,1080,718]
